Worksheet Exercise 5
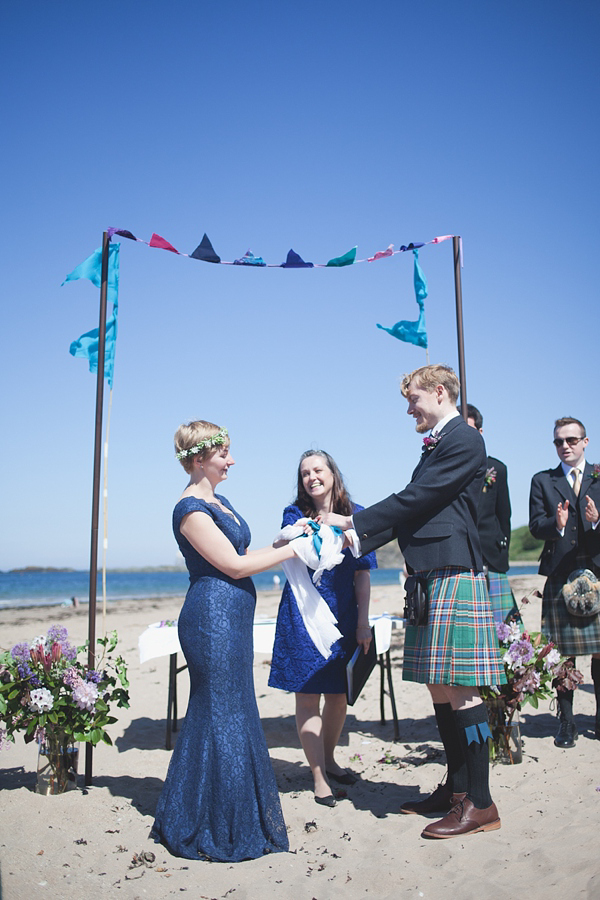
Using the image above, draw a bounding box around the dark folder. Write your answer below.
[346,627,377,706]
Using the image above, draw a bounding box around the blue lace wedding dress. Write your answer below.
[151,495,289,861]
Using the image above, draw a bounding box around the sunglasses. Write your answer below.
[553,436,585,447]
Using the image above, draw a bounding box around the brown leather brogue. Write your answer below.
[400,782,466,816]
[421,797,501,838]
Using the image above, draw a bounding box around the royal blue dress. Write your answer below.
[268,504,377,694]
[151,495,289,862]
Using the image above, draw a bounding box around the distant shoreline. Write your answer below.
[3,559,540,575]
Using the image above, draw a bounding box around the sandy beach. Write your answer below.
[1,575,599,900]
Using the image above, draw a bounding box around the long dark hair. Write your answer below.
[294,450,354,518]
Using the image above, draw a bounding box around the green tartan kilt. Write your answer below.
[403,567,506,686]
[542,566,600,657]
[486,570,521,626]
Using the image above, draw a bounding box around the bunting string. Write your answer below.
[106,227,455,268]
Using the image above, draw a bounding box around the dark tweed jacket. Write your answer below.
[478,456,511,573]
[529,461,600,576]
[353,415,487,573]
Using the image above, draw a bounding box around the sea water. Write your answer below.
[0,566,539,610]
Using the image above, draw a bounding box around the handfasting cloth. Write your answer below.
[276,521,360,659]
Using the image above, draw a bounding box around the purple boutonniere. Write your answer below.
[422,433,442,452]
[482,466,497,493]
[591,464,600,482]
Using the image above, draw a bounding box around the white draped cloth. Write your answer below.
[275,521,361,659]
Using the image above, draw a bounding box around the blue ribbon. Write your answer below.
[464,722,492,745]
[301,520,343,558]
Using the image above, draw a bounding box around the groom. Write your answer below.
[322,364,504,839]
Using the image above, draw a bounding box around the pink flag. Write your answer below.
[149,233,180,253]
[368,244,394,262]
[431,235,453,244]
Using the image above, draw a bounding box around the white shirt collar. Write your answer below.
[561,459,585,478]
[431,410,461,437]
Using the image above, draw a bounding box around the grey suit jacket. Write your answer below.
[353,416,487,572]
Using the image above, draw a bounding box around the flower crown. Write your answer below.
[175,428,228,460]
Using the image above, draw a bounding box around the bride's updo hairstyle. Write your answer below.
[174,420,229,474]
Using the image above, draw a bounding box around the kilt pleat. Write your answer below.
[486,571,520,626]
[542,567,600,657]
[402,567,506,686]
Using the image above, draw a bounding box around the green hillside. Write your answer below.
[509,525,544,561]
[373,525,544,568]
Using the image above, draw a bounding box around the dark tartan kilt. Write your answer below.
[542,561,600,657]
[402,567,506,687]
[486,571,521,626]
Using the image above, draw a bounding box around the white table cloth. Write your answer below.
[139,614,403,665]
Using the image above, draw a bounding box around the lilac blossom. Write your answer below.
[47,625,68,644]
[46,625,77,661]
[29,688,54,713]
[60,641,77,661]
[63,666,83,688]
[496,622,511,642]
[10,643,31,665]
[504,639,535,668]
[72,681,99,712]
[86,670,103,684]
[17,663,41,687]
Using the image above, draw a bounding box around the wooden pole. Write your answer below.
[452,236,468,420]
[85,231,110,786]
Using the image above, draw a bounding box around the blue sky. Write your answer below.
[1,1,598,569]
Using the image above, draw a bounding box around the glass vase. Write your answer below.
[485,697,523,765]
[36,729,79,794]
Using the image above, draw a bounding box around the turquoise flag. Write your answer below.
[62,243,120,310]
[69,314,117,388]
[65,243,120,386]
[376,248,428,349]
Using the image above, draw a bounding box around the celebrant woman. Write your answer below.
[151,420,293,862]
[269,451,376,807]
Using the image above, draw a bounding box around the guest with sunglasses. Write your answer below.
[529,417,600,748]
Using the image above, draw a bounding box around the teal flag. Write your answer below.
[376,248,428,349]
[62,243,120,310]
[64,243,120,386]
[69,314,117,387]
[326,246,357,267]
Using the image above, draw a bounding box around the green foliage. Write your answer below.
[0,627,130,750]
[510,525,544,561]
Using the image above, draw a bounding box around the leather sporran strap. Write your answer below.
[404,574,429,627]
